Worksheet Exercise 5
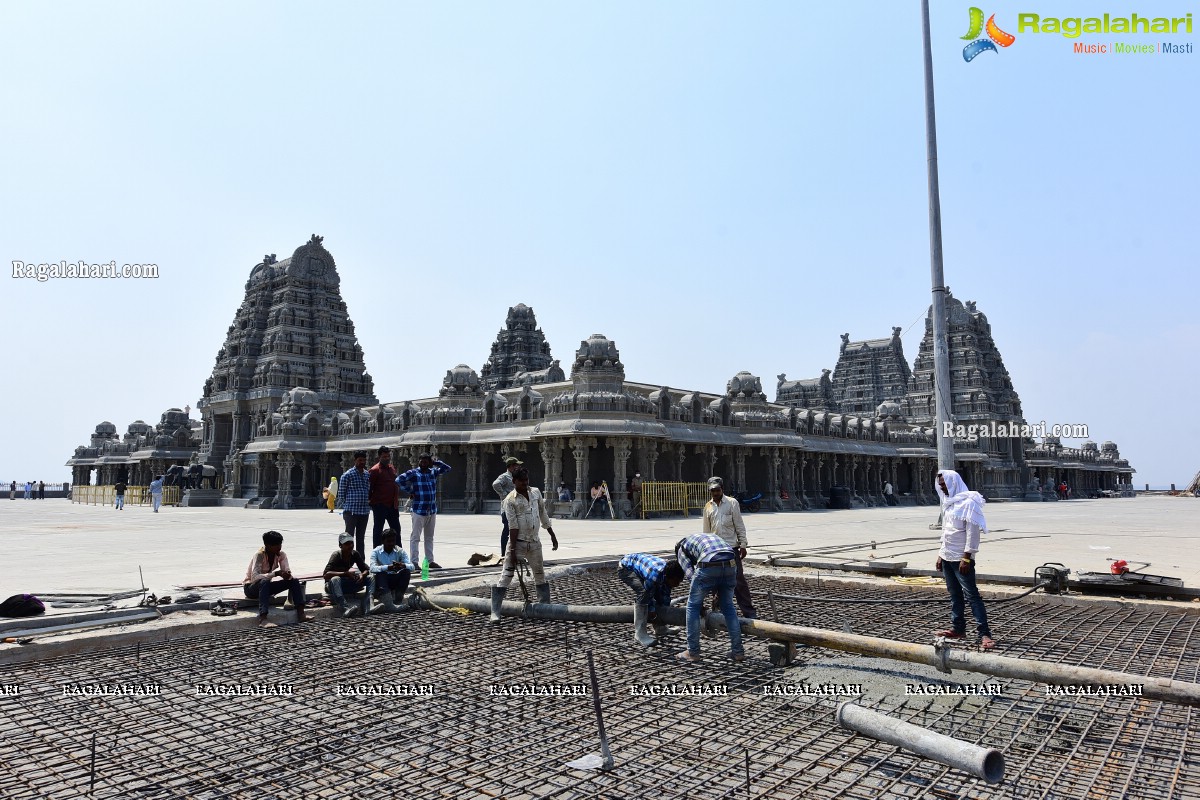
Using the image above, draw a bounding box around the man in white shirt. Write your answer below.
[934,470,995,650]
[701,477,756,618]
[883,480,897,506]
[490,468,559,621]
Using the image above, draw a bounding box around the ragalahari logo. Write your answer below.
[962,8,1016,61]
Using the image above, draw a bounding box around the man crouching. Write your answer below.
[490,467,558,622]
[618,553,684,646]
[324,532,374,618]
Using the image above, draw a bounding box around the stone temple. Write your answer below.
[67,238,1136,514]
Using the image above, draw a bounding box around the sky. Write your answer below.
[1,1,1195,489]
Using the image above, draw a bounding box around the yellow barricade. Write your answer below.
[640,482,710,518]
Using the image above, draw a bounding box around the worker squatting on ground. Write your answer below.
[934,469,996,651]
[244,530,312,628]
[617,552,685,646]
[370,528,413,612]
[674,532,745,663]
[491,467,558,621]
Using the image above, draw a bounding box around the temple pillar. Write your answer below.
[539,439,560,499]
[464,445,480,513]
[768,449,782,510]
[703,445,717,480]
[300,455,311,500]
[611,436,633,518]
[257,454,272,499]
[734,447,748,494]
[645,440,659,482]
[277,453,294,509]
[570,436,594,518]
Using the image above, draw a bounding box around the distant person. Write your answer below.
[323,532,373,618]
[325,475,338,513]
[9,481,14,501]
[934,470,995,651]
[588,482,609,517]
[38,481,45,500]
[628,472,643,509]
[114,480,127,510]
[338,450,371,555]
[369,446,402,551]
[243,530,311,628]
[369,528,413,612]
[557,481,573,502]
[883,480,897,506]
[24,481,32,500]
[492,456,522,557]
[396,453,451,569]
[149,475,164,512]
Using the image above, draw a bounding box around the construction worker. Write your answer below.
[369,527,412,612]
[617,552,684,646]
[674,532,745,663]
[490,467,558,622]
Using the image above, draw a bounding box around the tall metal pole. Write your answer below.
[921,0,955,472]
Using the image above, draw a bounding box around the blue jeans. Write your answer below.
[244,578,305,616]
[115,494,124,510]
[940,558,992,638]
[685,562,743,656]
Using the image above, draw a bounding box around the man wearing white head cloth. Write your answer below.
[934,470,995,650]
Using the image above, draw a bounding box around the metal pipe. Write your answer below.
[836,702,1004,784]
[420,594,1200,707]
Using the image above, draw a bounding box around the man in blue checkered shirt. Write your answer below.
[674,532,745,663]
[337,451,371,554]
[396,453,451,569]
[618,552,684,647]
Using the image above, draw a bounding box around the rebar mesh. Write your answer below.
[0,569,1196,799]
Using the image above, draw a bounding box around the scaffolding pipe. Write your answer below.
[420,594,1200,708]
[836,702,1005,784]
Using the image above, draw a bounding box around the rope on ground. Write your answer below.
[892,576,943,586]
[411,586,471,615]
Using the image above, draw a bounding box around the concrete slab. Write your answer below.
[1,496,1197,608]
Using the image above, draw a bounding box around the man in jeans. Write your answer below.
[396,453,451,569]
[113,480,127,510]
[323,532,374,618]
[369,527,412,612]
[338,451,371,555]
[673,532,745,663]
[243,530,311,628]
[368,446,401,552]
[934,469,995,650]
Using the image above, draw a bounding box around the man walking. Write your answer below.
[934,469,995,651]
[883,480,897,506]
[338,451,371,555]
[114,479,127,510]
[396,453,451,569]
[702,477,756,618]
[369,446,401,551]
[674,532,745,663]
[9,481,16,501]
[492,456,522,557]
[490,468,558,621]
[38,480,45,500]
[149,475,164,512]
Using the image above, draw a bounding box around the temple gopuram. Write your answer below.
[67,237,1136,514]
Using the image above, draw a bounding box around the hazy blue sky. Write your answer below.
[1,1,1195,488]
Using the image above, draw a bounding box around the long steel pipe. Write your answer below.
[836,702,1004,783]
[418,593,1200,707]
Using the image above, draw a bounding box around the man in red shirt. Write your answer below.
[369,446,402,551]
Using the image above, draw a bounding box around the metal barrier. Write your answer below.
[72,485,182,507]
[640,482,710,518]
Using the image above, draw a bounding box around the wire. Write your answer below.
[769,581,1054,605]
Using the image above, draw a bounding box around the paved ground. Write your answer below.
[2,495,1197,604]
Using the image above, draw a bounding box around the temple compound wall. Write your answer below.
[66,239,1136,515]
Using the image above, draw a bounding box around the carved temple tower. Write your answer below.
[197,235,377,487]
[479,303,554,390]
[830,327,913,416]
[903,291,1026,496]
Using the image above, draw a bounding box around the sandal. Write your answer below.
[934,630,965,639]
[980,637,996,651]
